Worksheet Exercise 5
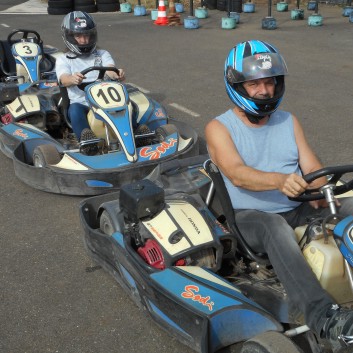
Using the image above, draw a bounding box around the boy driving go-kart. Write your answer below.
[55,10,125,153]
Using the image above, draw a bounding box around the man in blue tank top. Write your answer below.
[205,40,353,352]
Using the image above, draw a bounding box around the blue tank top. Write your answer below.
[215,109,302,213]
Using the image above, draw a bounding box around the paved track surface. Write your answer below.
[1,3,353,353]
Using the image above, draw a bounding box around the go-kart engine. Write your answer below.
[137,239,216,270]
[120,180,224,271]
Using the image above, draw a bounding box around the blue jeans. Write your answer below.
[234,197,353,334]
[68,103,90,140]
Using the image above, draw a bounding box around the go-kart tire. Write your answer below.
[96,0,119,3]
[47,6,73,14]
[48,0,73,8]
[33,145,61,167]
[99,210,116,236]
[74,4,98,12]
[74,0,95,5]
[156,124,178,142]
[239,331,303,353]
[97,3,120,11]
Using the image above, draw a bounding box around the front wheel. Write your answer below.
[155,124,178,143]
[99,210,116,236]
[240,331,303,353]
[33,145,61,167]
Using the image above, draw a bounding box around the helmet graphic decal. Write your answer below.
[74,17,87,28]
[255,54,272,70]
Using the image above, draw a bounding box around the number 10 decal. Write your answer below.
[89,82,127,109]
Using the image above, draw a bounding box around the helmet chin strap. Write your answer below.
[245,112,268,124]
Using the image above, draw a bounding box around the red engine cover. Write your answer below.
[137,239,165,270]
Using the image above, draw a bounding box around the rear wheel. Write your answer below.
[99,210,115,236]
[155,124,178,142]
[240,331,303,353]
[33,145,61,167]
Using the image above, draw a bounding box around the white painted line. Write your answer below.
[169,103,200,117]
[127,83,150,94]
[127,84,200,118]
[1,23,10,27]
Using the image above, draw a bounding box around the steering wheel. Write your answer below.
[78,66,120,90]
[80,66,120,80]
[7,29,41,45]
[289,165,353,202]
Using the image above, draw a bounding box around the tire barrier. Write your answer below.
[96,0,120,12]
[74,0,98,13]
[47,0,73,15]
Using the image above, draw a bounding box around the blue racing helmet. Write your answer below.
[224,40,288,118]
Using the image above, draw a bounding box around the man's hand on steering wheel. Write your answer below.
[287,165,353,204]
[278,173,307,198]
[279,172,339,209]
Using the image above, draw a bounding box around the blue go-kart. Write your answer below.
[0,28,60,90]
[79,155,353,353]
[0,64,199,195]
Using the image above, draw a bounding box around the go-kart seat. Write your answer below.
[0,38,56,81]
[204,159,270,266]
[58,84,72,128]
[0,40,16,78]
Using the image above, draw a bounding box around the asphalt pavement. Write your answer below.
[1,2,353,353]
[0,0,46,13]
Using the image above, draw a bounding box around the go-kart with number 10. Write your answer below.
[0,66,198,195]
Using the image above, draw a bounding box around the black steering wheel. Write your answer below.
[80,66,120,80]
[78,66,120,90]
[289,165,353,202]
[7,29,41,45]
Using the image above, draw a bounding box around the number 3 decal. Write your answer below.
[22,45,32,55]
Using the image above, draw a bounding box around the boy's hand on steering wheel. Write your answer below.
[117,68,125,81]
[71,72,85,86]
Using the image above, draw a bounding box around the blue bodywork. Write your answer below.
[79,163,284,353]
[0,83,198,195]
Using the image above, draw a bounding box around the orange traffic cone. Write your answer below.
[154,0,169,25]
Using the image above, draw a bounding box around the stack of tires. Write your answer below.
[216,0,242,12]
[74,0,97,13]
[96,0,120,12]
[228,0,242,12]
[47,0,73,15]
[217,0,227,11]
[47,0,120,14]
[203,0,217,9]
